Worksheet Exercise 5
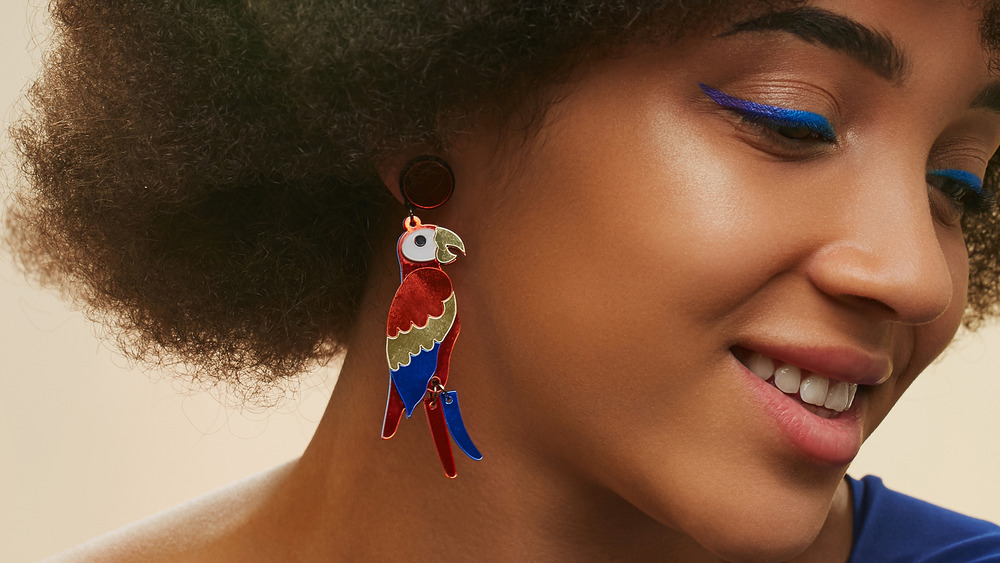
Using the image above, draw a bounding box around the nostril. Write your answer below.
[842,294,897,317]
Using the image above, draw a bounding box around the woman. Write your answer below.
[9,0,1000,560]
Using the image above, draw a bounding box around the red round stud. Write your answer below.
[399,155,455,209]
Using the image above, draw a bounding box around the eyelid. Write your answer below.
[926,169,984,194]
[699,83,837,141]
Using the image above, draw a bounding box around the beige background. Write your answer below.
[2,2,999,562]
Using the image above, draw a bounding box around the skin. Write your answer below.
[49,0,1000,561]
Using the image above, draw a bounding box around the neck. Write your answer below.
[250,254,850,562]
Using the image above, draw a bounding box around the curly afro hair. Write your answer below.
[7,0,1000,403]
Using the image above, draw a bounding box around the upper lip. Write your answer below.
[737,341,892,386]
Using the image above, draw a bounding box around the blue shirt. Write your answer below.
[848,475,1000,562]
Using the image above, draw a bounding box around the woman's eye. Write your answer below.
[699,83,837,144]
[926,169,991,221]
[768,124,827,141]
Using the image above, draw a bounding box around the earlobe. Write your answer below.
[376,154,415,206]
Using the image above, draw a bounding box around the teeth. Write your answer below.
[774,364,802,394]
[747,354,775,380]
[799,374,830,406]
[824,381,850,411]
[744,353,860,414]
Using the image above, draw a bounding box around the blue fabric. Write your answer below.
[848,475,1000,562]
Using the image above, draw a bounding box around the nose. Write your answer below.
[804,174,956,325]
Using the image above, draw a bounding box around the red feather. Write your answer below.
[424,397,457,478]
[386,267,454,338]
[381,383,406,439]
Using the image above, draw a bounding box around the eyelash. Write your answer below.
[698,83,837,143]
[926,169,991,215]
[699,83,994,216]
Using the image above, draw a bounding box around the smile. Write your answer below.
[739,352,858,418]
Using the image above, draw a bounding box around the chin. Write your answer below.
[624,464,840,562]
[701,529,820,563]
[674,512,825,563]
[723,496,839,561]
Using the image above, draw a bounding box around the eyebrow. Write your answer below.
[720,7,909,83]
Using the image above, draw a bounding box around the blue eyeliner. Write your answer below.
[699,83,837,142]
[927,169,984,194]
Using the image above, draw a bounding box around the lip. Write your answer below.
[733,352,864,465]
[741,341,892,386]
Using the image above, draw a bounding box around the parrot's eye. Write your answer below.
[400,227,437,262]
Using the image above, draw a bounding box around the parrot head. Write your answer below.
[397,222,465,275]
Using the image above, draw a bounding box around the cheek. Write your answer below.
[874,232,969,421]
[912,232,969,373]
[457,101,791,446]
[483,106,767,317]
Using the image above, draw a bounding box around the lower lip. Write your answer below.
[737,358,863,466]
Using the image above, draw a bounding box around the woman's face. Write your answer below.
[438,0,1000,558]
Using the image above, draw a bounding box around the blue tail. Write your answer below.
[441,390,483,461]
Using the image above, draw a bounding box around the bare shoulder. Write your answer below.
[43,461,296,563]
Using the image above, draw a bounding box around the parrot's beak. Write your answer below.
[434,227,466,264]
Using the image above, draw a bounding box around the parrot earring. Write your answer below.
[381,155,482,478]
